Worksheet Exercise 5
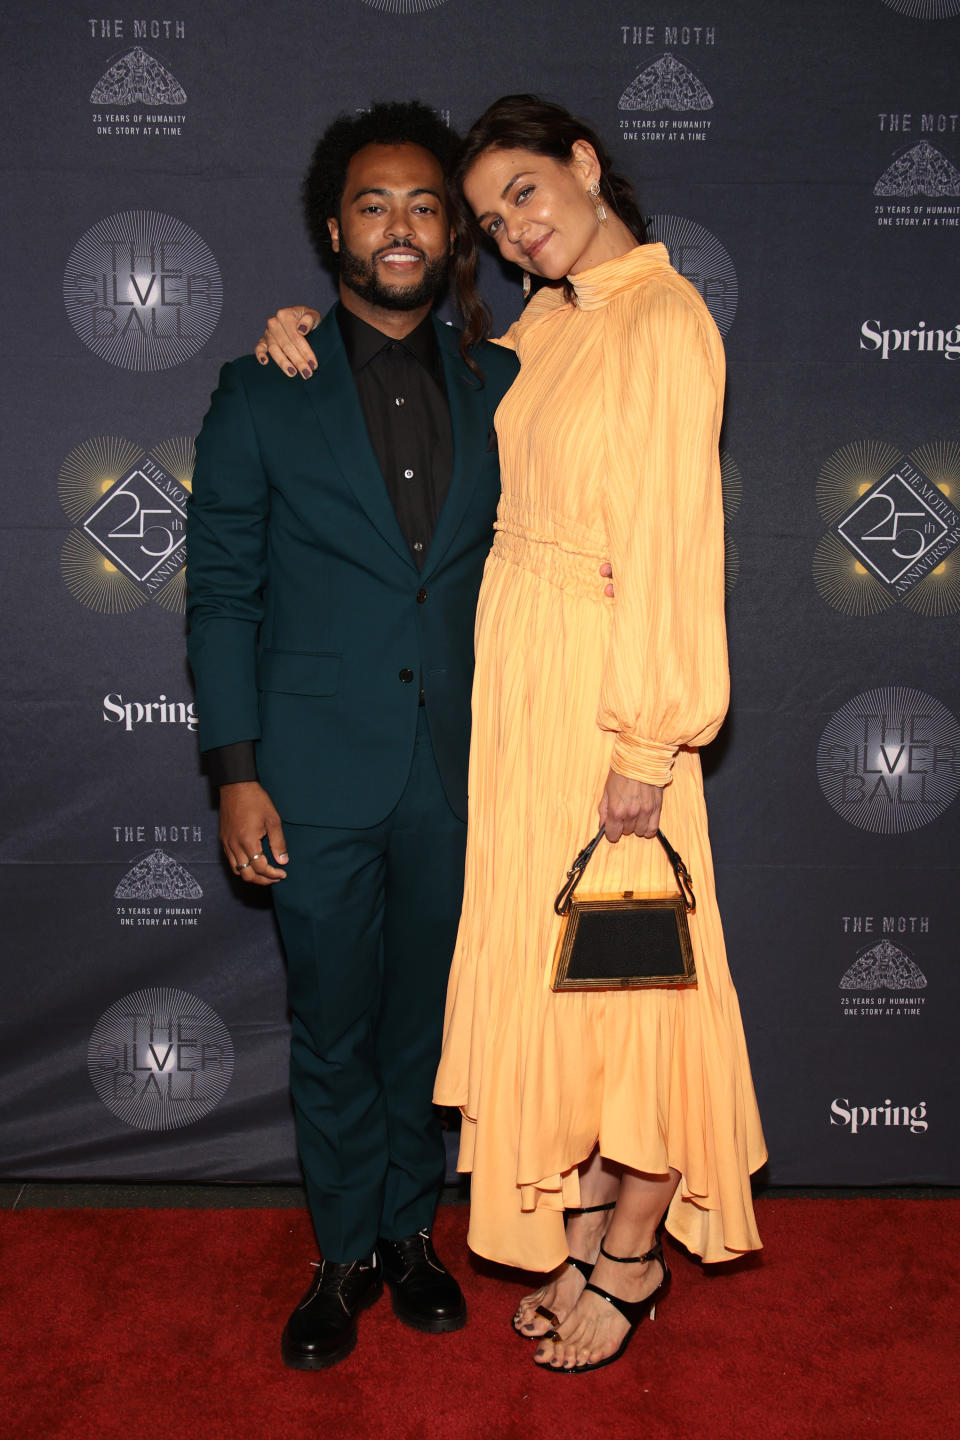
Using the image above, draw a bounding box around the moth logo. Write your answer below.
[359,0,449,11]
[873,139,960,230]
[879,0,960,17]
[58,436,194,615]
[813,441,960,617]
[619,53,713,146]
[839,939,928,1020]
[840,938,921,984]
[92,46,186,105]
[876,141,960,199]
[63,211,221,370]
[113,847,203,930]
[621,53,712,109]
[88,988,232,1131]
[90,46,187,139]
[841,939,927,989]
[720,451,741,594]
[817,687,960,834]
[646,215,737,335]
[116,848,202,901]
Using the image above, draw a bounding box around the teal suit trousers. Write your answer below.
[273,710,464,1259]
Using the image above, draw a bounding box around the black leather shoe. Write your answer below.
[377,1229,467,1334]
[280,1254,383,1370]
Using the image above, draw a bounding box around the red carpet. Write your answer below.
[3,1198,955,1440]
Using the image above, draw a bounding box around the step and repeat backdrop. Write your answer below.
[1,0,957,1189]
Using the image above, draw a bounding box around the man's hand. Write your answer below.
[219,781,289,885]
[254,307,322,378]
[598,770,663,844]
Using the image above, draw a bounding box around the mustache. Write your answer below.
[372,241,427,262]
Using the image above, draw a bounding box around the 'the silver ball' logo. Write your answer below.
[646,215,738,336]
[63,211,221,370]
[88,987,233,1130]
[880,0,960,17]
[817,687,960,833]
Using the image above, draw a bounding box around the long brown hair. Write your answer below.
[451,94,648,362]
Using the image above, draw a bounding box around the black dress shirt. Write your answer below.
[205,306,454,788]
[337,305,453,566]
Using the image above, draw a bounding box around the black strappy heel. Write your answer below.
[539,1237,670,1374]
[514,1201,616,1338]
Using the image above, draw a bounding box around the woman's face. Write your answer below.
[463,142,607,280]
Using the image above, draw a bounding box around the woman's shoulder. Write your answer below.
[620,259,711,317]
[619,264,723,364]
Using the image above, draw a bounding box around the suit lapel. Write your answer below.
[299,303,415,568]
[423,318,489,578]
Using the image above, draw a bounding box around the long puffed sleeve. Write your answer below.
[597,278,729,785]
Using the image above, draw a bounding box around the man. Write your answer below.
[186,101,519,1370]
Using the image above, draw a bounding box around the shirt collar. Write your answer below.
[336,304,442,381]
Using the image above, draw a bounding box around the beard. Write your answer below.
[338,239,450,311]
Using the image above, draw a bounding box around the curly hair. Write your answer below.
[449,94,648,353]
[303,100,460,274]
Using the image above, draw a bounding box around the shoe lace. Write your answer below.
[412,1228,441,1270]
[308,1255,376,1291]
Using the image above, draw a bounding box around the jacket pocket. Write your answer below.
[257,649,341,696]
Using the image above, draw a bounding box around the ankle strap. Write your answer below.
[599,1238,663,1265]
[565,1201,617,1215]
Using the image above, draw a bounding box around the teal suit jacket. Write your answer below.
[186,308,518,828]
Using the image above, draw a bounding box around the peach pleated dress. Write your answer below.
[434,243,767,1272]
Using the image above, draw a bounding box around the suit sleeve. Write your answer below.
[492,322,521,352]
[186,361,269,754]
[492,287,565,351]
[597,284,729,786]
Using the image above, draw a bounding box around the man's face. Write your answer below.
[328,142,454,313]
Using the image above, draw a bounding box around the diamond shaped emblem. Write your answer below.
[82,459,188,586]
[834,460,960,593]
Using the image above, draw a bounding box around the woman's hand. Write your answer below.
[598,770,663,843]
[255,307,322,377]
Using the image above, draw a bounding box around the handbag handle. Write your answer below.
[554,826,696,917]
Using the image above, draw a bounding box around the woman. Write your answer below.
[256,94,766,1375]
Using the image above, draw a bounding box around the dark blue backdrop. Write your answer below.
[1,0,957,1187]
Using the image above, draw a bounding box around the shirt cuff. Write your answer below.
[205,740,258,788]
[610,733,678,788]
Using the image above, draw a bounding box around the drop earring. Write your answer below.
[588,182,608,227]
[522,270,532,301]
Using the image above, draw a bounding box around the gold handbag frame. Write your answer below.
[550,826,698,992]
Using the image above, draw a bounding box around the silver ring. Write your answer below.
[237,860,252,871]
[250,851,263,862]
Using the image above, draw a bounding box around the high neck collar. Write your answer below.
[568,242,671,310]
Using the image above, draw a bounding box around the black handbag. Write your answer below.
[550,826,697,991]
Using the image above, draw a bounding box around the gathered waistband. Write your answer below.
[490,527,609,602]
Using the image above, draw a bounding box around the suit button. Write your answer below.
[399,669,414,684]
[416,588,427,604]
